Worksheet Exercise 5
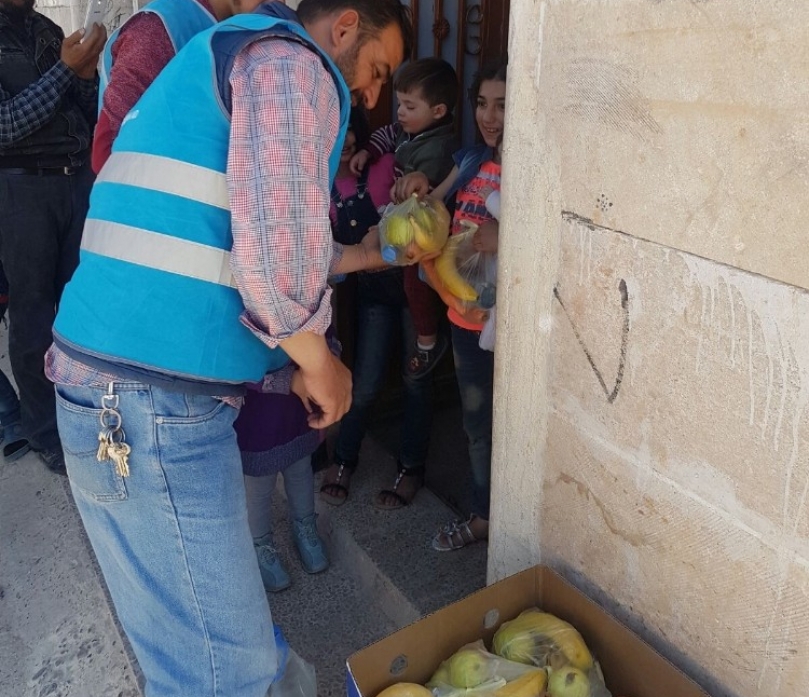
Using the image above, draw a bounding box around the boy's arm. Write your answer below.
[365,123,398,160]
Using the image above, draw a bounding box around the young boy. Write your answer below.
[350,57,459,378]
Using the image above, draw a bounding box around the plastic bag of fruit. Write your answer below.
[378,194,451,265]
[492,609,613,697]
[433,222,496,312]
[425,640,542,697]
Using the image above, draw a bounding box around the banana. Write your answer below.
[424,196,452,233]
[493,670,548,697]
[493,611,594,671]
[435,235,478,302]
[409,214,443,253]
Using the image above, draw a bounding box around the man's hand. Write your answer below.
[279,333,351,429]
[349,149,370,177]
[290,369,313,413]
[61,24,106,80]
[391,172,430,203]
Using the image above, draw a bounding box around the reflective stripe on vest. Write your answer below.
[96,151,229,210]
[82,219,236,288]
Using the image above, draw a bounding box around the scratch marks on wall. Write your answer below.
[563,58,662,141]
[554,278,630,404]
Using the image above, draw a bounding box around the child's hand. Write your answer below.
[391,172,430,203]
[472,220,499,253]
[290,369,313,413]
[349,149,370,177]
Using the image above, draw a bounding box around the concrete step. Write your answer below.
[269,422,488,696]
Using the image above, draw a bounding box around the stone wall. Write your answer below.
[490,2,809,697]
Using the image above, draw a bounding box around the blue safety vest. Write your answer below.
[98,0,215,112]
[54,9,350,387]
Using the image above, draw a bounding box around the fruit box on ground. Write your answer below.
[346,565,709,697]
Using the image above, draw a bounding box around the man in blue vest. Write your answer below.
[45,1,413,695]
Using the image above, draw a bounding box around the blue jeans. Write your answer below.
[451,324,494,520]
[55,382,277,697]
[244,455,314,539]
[335,270,432,469]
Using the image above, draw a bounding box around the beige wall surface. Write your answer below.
[544,218,809,697]
[490,2,809,697]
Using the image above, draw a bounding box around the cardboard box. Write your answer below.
[347,565,710,697]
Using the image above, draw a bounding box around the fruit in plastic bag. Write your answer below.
[386,215,413,247]
[492,669,547,697]
[434,221,497,310]
[376,683,433,697]
[379,194,451,264]
[434,228,479,303]
[547,666,591,697]
[449,648,495,688]
[492,610,593,671]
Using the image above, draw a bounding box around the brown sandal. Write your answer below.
[431,514,489,551]
[373,463,425,510]
[319,459,356,507]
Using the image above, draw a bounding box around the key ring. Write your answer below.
[99,408,122,431]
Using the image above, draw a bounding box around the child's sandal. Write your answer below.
[373,463,425,510]
[319,458,356,507]
[431,514,488,551]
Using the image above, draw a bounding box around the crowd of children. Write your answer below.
[240,55,507,591]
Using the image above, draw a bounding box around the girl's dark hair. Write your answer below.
[297,0,414,59]
[468,57,508,110]
[348,107,371,149]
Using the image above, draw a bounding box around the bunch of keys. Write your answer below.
[97,384,131,478]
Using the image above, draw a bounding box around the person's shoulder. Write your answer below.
[33,11,63,36]
[453,143,488,161]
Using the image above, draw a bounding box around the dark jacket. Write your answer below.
[0,10,94,166]
[394,119,458,188]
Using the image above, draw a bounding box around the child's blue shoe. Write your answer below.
[253,533,290,593]
[291,514,329,574]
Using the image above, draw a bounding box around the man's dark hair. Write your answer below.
[468,57,508,110]
[393,58,459,114]
[297,0,414,59]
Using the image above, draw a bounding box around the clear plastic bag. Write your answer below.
[491,609,613,697]
[267,625,317,697]
[425,640,539,697]
[378,194,451,265]
[478,305,496,352]
[434,223,497,311]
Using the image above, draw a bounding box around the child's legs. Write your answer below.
[450,324,494,520]
[281,455,315,522]
[0,368,20,426]
[404,265,440,342]
[334,299,399,462]
[244,472,278,539]
[399,308,433,467]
